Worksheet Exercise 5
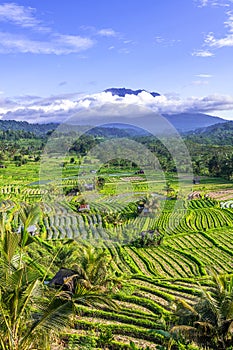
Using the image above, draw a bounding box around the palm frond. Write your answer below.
[72,284,117,310]
[1,231,19,264]
[17,279,42,319]
[25,296,73,337]
[226,320,233,335]
[170,325,197,336]
[174,298,199,317]
[18,203,40,230]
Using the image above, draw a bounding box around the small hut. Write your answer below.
[48,268,78,292]
[78,204,90,211]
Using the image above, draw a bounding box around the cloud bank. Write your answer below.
[1,90,233,124]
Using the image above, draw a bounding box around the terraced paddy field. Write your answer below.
[43,196,233,349]
[1,175,233,349]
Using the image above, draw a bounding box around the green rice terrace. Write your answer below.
[1,133,233,349]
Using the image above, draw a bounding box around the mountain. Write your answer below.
[186,120,233,145]
[164,113,226,132]
[103,89,226,132]
[99,113,226,134]
[104,87,160,98]
[0,88,228,133]
[0,88,228,135]
[0,112,227,137]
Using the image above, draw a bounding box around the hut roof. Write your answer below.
[48,268,77,287]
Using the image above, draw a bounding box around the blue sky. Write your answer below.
[1,0,233,122]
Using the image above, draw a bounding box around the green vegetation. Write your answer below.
[1,125,233,349]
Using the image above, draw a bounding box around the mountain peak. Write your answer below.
[104,87,160,98]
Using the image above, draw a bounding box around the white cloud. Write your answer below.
[0,2,49,31]
[0,4,125,56]
[155,36,164,43]
[154,36,181,46]
[81,25,121,38]
[211,1,230,7]
[195,74,213,78]
[97,28,118,37]
[1,90,233,124]
[206,32,233,47]
[191,49,214,57]
[224,10,233,32]
[0,32,94,54]
[196,0,230,7]
[197,0,209,7]
[202,11,233,48]
[0,3,96,55]
[193,2,233,55]
[54,34,94,52]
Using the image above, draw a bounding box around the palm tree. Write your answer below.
[171,272,233,349]
[71,245,117,290]
[0,227,66,349]
[0,205,69,350]
[0,203,116,350]
[0,257,114,350]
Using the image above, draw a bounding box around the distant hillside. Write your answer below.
[87,126,135,138]
[164,113,226,132]
[96,123,150,136]
[0,120,58,135]
[0,111,227,136]
[88,113,226,135]
[186,121,233,145]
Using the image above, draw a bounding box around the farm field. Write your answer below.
[1,127,233,349]
[1,153,233,349]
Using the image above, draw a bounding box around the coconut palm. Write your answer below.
[71,245,117,290]
[0,227,64,349]
[0,258,114,350]
[171,272,233,349]
[0,204,116,350]
[0,208,70,350]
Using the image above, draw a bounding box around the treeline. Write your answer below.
[67,134,233,179]
[0,129,38,140]
[1,125,233,180]
[0,119,58,134]
[136,136,233,179]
